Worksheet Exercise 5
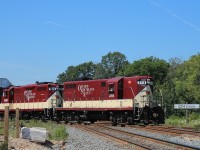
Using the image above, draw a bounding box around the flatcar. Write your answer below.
[0,76,165,124]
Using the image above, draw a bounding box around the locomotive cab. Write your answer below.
[1,87,14,103]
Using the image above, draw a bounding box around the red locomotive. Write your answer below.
[0,76,164,124]
[1,82,63,120]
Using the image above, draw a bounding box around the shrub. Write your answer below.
[9,120,68,141]
[194,123,200,131]
[0,143,8,150]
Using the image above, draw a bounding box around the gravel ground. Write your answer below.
[65,125,135,150]
[66,125,200,150]
[110,126,200,149]
[6,125,200,150]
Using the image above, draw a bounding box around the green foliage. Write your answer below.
[189,112,200,121]
[9,120,68,141]
[93,63,107,79]
[24,120,68,140]
[100,51,129,78]
[194,124,200,131]
[57,62,96,82]
[166,113,200,129]
[0,143,8,150]
[124,56,169,85]
[57,51,129,82]
[165,115,186,127]
[56,51,200,117]
[49,125,68,140]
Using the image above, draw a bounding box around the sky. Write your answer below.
[0,0,200,85]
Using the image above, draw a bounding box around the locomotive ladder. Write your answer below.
[134,103,140,121]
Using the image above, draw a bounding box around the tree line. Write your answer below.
[57,52,200,116]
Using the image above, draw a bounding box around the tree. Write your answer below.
[162,57,183,115]
[175,53,200,104]
[124,56,169,85]
[56,62,96,83]
[93,63,107,79]
[76,61,96,80]
[56,66,78,83]
[100,51,129,78]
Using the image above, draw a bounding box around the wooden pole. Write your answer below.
[186,102,189,124]
[4,106,9,145]
[15,108,20,138]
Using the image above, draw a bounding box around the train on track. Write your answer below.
[0,76,164,125]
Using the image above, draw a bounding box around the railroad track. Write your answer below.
[74,124,147,150]
[132,125,200,136]
[74,124,199,150]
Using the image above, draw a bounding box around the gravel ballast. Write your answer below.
[65,125,133,150]
[65,125,200,150]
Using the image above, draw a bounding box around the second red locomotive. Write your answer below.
[0,76,164,124]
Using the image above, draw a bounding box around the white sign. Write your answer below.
[174,104,200,109]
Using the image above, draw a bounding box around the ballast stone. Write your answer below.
[21,127,49,143]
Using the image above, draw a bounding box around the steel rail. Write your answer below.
[102,126,200,150]
[74,124,151,150]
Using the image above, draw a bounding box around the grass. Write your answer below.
[0,119,68,149]
[0,142,8,150]
[165,112,200,131]
[9,119,68,141]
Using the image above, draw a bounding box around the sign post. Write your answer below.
[174,103,200,124]
[174,104,200,109]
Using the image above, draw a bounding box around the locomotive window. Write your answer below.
[65,84,76,89]
[108,84,114,91]
[37,87,47,91]
[3,91,7,98]
[137,79,147,85]
[137,79,153,85]
[101,82,106,87]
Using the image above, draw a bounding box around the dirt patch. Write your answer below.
[1,137,65,150]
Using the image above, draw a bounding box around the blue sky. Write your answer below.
[0,0,200,85]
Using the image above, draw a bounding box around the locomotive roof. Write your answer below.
[107,77,123,83]
[63,76,153,84]
[9,82,57,89]
[125,75,153,79]
[64,78,107,84]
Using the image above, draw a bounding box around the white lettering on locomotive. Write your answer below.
[78,84,94,97]
[24,90,36,101]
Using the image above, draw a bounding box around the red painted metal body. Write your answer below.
[1,82,59,103]
[63,76,152,101]
[0,76,164,124]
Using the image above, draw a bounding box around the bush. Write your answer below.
[166,113,200,128]
[9,120,68,141]
[189,112,200,121]
[194,123,200,131]
[50,125,68,140]
[0,142,8,150]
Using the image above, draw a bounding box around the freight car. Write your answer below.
[0,76,165,125]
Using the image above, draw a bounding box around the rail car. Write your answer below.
[0,82,63,120]
[0,76,165,125]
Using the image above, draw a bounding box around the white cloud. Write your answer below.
[146,0,200,32]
